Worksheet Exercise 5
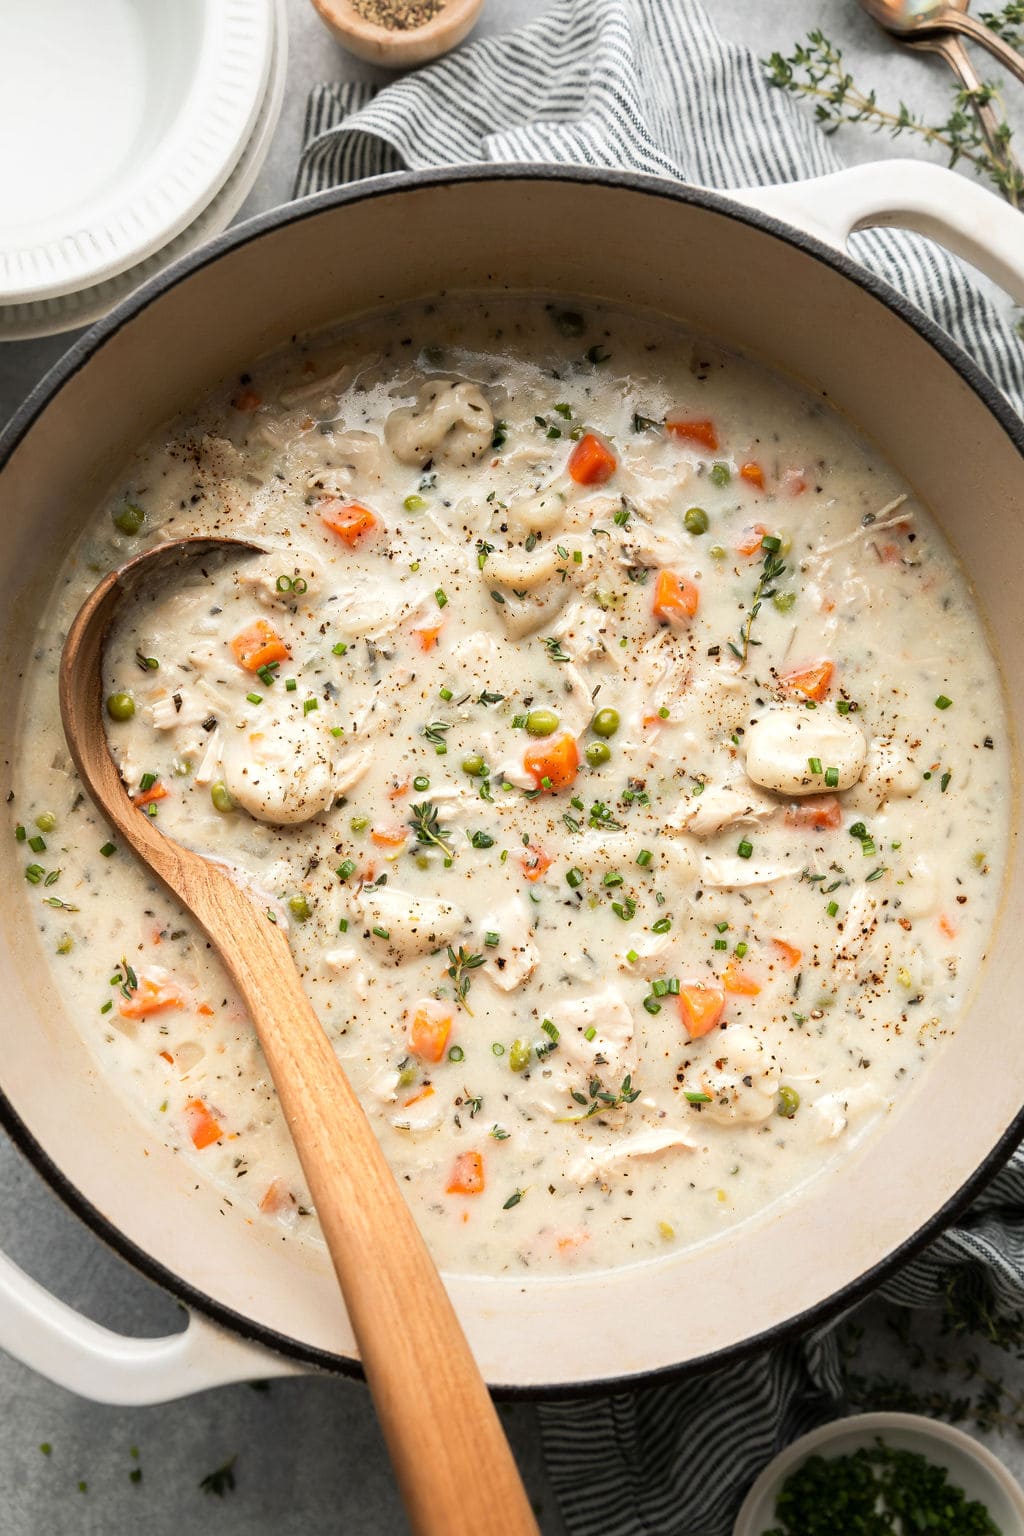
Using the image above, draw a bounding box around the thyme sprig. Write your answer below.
[558,1072,641,1122]
[764,28,1023,207]
[729,536,786,665]
[842,1268,1024,1439]
[408,800,453,858]
[445,945,485,1014]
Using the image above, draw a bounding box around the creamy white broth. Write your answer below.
[12,297,1008,1276]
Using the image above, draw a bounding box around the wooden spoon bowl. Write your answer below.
[59,535,538,1536]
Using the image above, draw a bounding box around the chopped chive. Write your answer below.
[584,1025,597,1041]
[100,1000,113,1014]
[827,900,839,917]
[138,772,157,793]
[413,775,430,792]
[643,996,662,1015]
[25,864,44,884]
[484,931,500,948]
[372,925,390,940]
[807,757,822,776]
[336,860,356,880]
[866,867,886,882]
[940,771,952,793]
[935,694,953,710]
[715,921,729,933]
[14,825,25,842]
[100,842,116,857]
[603,871,624,888]
[439,686,453,701]
[566,867,584,889]
[332,642,348,656]
[824,766,839,788]
[658,706,670,719]
[734,941,748,959]
[246,692,262,706]
[435,588,448,609]
[685,1092,712,1104]
[492,1042,505,1056]
[447,1045,465,1063]
[737,839,753,859]
[542,1019,559,1043]
[303,698,318,715]
[651,917,672,934]
[28,835,46,853]
[760,534,782,553]
[338,918,348,933]
[636,849,653,867]
[285,678,297,691]
[714,938,727,950]
[626,949,639,963]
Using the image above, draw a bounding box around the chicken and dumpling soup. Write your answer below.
[14,298,1007,1274]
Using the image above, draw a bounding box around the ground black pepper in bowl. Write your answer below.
[351,0,444,28]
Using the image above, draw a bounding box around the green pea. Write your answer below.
[34,813,56,834]
[461,754,486,776]
[585,741,611,767]
[709,545,727,561]
[210,781,236,814]
[684,507,709,536]
[525,709,559,737]
[403,494,426,512]
[288,895,311,922]
[509,1038,532,1073]
[106,691,135,722]
[777,1086,800,1119]
[591,707,620,738]
[710,463,731,487]
[113,503,144,536]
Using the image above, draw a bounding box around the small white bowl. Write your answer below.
[734,1413,1024,1536]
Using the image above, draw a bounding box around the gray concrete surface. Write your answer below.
[1,2,1022,1531]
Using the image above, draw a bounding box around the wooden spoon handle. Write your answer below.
[202,875,539,1536]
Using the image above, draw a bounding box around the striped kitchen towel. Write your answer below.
[296,3,1024,1532]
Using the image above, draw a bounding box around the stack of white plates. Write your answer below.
[0,0,287,341]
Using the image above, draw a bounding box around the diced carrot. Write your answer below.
[229,618,290,673]
[735,523,768,556]
[772,939,802,969]
[665,414,718,452]
[446,1150,485,1196]
[371,822,408,849]
[782,468,808,496]
[519,843,553,882]
[404,1085,436,1108]
[567,431,617,485]
[408,999,453,1063]
[722,962,761,996]
[779,659,834,702]
[359,858,377,883]
[739,461,764,489]
[413,623,444,652]
[386,777,411,800]
[158,1049,174,1065]
[678,982,726,1040]
[785,795,842,831]
[231,387,261,412]
[652,568,699,626]
[119,974,186,1019]
[556,1231,591,1254]
[523,732,579,793]
[259,1177,293,1215]
[185,1098,222,1150]
[132,781,168,808]
[319,498,380,547]
[196,1002,215,1017]
[879,543,902,563]
[938,913,958,940]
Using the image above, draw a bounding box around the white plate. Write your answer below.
[0,0,274,305]
[0,0,287,342]
[734,1413,1024,1536]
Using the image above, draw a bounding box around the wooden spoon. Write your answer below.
[59,536,539,1536]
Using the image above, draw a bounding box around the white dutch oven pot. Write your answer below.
[0,161,1022,1403]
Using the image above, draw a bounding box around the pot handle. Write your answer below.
[0,1249,301,1404]
[733,158,1024,305]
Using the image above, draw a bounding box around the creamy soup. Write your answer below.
[12,298,1008,1275]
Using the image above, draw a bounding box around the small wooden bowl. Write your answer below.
[310,0,485,68]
